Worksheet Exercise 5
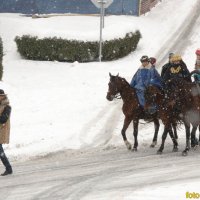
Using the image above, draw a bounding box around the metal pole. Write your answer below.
[138,0,142,16]
[99,1,104,62]
[102,7,105,28]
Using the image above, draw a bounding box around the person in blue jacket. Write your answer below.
[130,55,163,111]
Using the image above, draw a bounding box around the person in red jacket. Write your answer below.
[149,57,156,68]
[193,49,200,82]
[195,49,200,70]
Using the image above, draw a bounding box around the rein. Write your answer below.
[113,94,122,99]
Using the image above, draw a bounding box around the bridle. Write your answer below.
[108,80,122,99]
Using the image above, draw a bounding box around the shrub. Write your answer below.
[15,30,141,62]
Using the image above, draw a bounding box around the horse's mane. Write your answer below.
[114,75,137,100]
[117,76,133,88]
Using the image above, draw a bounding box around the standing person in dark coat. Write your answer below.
[161,53,174,78]
[0,89,12,176]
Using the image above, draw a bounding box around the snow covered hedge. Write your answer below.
[15,31,141,62]
[0,37,3,80]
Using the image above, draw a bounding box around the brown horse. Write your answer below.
[169,76,200,155]
[144,85,179,154]
[190,70,200,146]
[106,73,160,151]
[145,75,200,156]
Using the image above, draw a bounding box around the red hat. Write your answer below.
[149,57,156,65]
[195,49,200,56]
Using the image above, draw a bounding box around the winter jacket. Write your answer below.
[194,74,200,82]
[163,61,191,83]
[161,62,172,78]
[194,59,200,82]
[130,65,163,90]
[195,59,200,70]
[0,97,11,144]
[130,65,163,107]
[193,69,200,82]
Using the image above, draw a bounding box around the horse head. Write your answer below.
[106,72,121,101]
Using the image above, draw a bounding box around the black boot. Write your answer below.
[0,152,13,176]
[1,167,12,176]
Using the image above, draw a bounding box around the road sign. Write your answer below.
[91,0,113,9]
[91,0,113,62]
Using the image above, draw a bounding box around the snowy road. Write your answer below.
[1,144,200,200]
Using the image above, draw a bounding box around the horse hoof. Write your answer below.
[127,146,132,151]
[125,141,132,150]
[191,145,198,151]
[191,139,199,148]
[172,147,178,152]
[132,147,137,152]
[157,150,162,155]
[191,144,198,148]
[182,151,188,156]
[150,142,157,148]
[172,148,178,152]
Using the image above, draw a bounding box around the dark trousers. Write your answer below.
[0,144,12,170]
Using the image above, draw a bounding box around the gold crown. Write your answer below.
[171,54,182,62]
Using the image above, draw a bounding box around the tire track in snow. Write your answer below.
[80,101,122,147]
[2,145,200,200]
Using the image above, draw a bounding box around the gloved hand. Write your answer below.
[193,73,200,82]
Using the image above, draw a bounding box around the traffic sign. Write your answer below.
[91,0,113,9]
[91,0,114,62]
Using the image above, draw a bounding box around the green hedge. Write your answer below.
[0,37,3,80]
[15,30,141,62]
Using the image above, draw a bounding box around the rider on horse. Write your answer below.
[162,54,191,106]
[130,55,163,113]
[161,52,174,78]
[149,57,156,68]
[163,54,191,83]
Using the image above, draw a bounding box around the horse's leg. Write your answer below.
[172,122,178,140]
[191,125,198,148]
[121,117,132,150]
[168,125,178,152]
[157,126,168,154]
[132,119,139,151]
[150,118,160,148]
[182,122,190,156]
[199,125,200,144]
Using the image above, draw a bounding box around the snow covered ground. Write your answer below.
[0,0,199,162]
